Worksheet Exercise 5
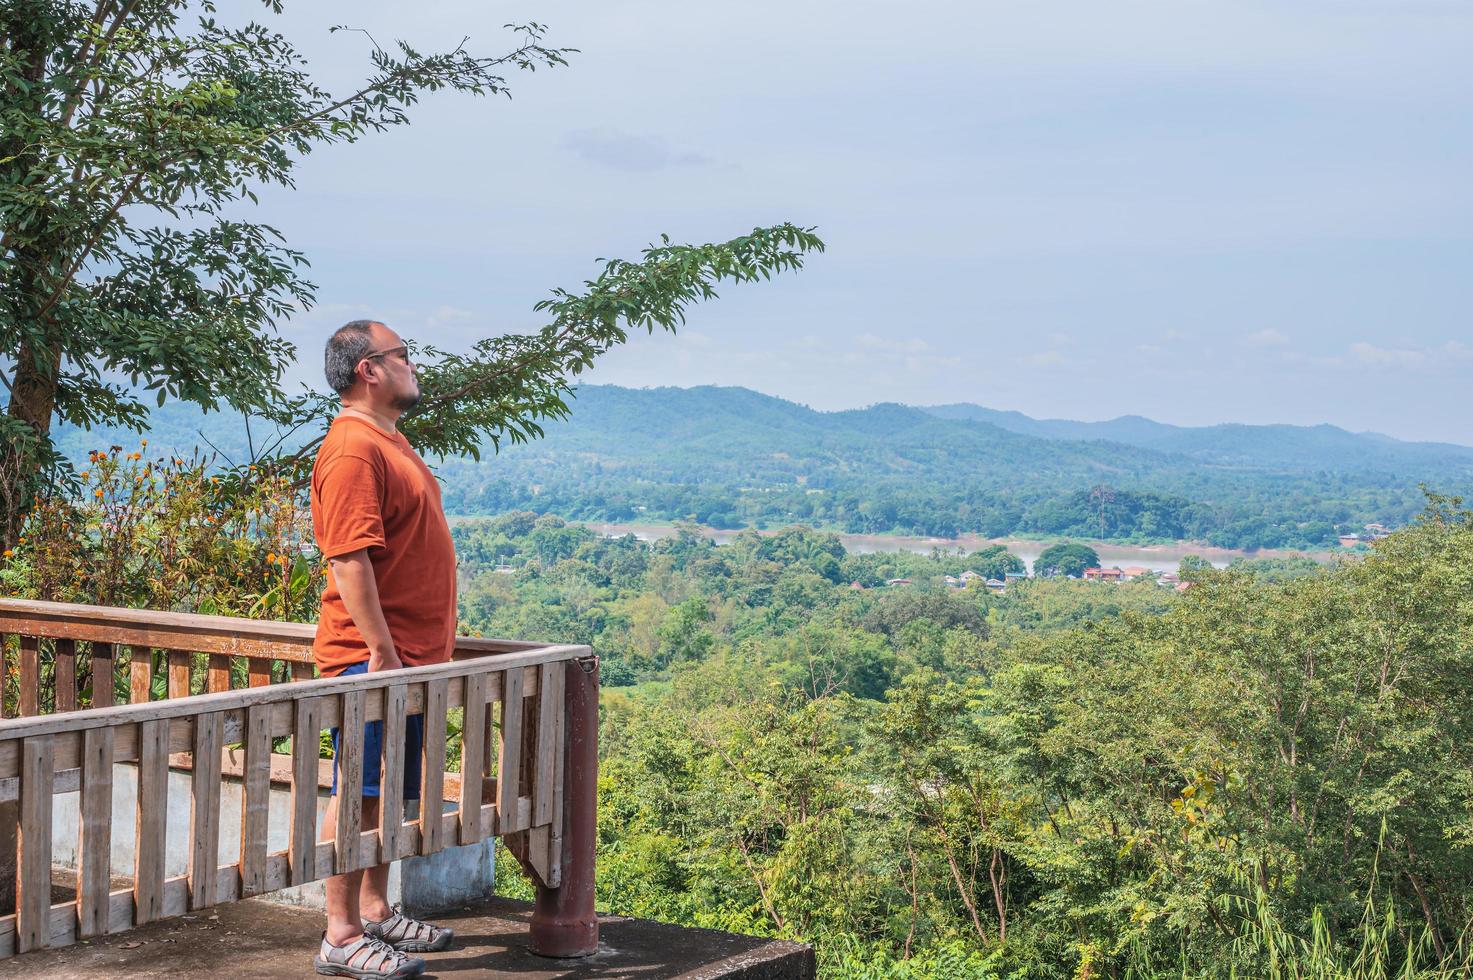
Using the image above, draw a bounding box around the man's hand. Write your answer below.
[328,549,403,672]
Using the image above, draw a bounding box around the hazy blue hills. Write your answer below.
[450,385,1180,488]
[923,404,1180,447]
[922,402,1473,473]
[48,384,1473,548]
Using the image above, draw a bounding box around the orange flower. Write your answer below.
[80,470,89,478]
[140,439,148,447]
[2,550,13,559]
[94,489,103,498]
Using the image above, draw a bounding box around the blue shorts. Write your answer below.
[329,661,423,799]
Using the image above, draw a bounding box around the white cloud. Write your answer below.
[1245,328,1290,347]
[1349,341,1428,368]
[562,129,713,173]
[857,333,931,354]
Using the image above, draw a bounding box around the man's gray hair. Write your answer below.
[324,320,380,394]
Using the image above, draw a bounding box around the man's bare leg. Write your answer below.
[359,797,394,921]
[323,795,393,944]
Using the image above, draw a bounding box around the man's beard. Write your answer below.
[391,389,421,411]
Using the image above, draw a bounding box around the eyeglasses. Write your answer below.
[360,344,411,366]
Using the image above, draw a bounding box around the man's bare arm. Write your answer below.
[328,549,402,672]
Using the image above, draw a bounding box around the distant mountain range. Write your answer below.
[920,402,1473,472]
[51,385,1473,548]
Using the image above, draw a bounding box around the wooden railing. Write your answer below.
[0,598,592,959]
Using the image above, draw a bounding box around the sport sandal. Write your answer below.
[314,931,426,978]
[364,906,455,953]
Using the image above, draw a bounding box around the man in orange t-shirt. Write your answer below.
[309,320,456,978]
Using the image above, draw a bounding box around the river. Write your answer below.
[556,523,1337,574]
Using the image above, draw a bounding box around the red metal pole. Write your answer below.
[529,655,599,957]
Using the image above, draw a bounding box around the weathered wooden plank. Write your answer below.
[247,658,272,688]
[291,662,315,683]
[77,727,114,937]
[129,645,152,704]
[459,672,488,845]
[0,643,577,748]
[524,824,554,888]
[290,697,323,884]
[134,719,168,924]
[0,599,318,661]
[334,690,365,875]
[239,703,272,898]
[167,650,191,700]
[189,712,223,909]
[533,661,564,827]
[206,654,231,694]
[0,598,541,660]
[0,797,14,916]
[379,685,407,865]
[90,641,115,708]
[419,679,447,855]
[497,666,527,833]
[54,639,77,712]
[17,738,53,951]
[18,636,38,717]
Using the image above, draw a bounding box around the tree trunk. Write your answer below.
[1,340,61,550]
[0,8,64,552]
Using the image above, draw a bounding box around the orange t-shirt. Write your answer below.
[310,415,457,676]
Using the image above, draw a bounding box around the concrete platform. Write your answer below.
[0,897,816,979]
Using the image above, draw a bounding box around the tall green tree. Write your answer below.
[1032,541,1099,578]
[0,1,823,545]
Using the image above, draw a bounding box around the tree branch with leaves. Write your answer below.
[0,1,823,547]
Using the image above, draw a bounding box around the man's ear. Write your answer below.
[357,358,379,387]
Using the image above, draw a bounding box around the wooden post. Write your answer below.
[379,685,407,864]
[206,654,231,694]
[78,726,115,937]
[533,661,564,827]
[134,719,169,924]
[18,737,55,952]
[459,672,488,844]
[55,638,77,712]
[419,679,447,855]
[90,641,115,708]
[247,659,272,689]
[0,798,16,916]
[129,645,152,704]
[290,697,322,884]
[18,635,38,716]
[334,690,365,875]
[189,712,223,909]
[167,650,191,700]
[496,667,527,833]
[239,703,272,898]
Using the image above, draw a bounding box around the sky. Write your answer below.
[256,0,1473,444]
